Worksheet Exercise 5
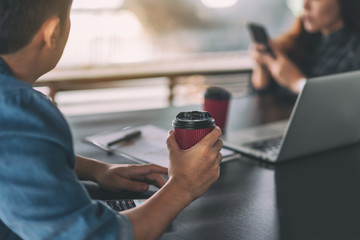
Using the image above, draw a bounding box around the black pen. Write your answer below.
[107,130,142,147]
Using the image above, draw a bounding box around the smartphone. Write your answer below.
[104,199,146,212]
[247,22,276,58]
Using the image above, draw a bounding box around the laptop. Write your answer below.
[224,71,360,162]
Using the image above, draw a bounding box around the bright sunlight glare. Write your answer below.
[72,0,124,10]
[200,0,238,9]
[286,0,303,17]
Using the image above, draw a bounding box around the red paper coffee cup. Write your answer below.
[203,87,231,132]
[172,111,215,150]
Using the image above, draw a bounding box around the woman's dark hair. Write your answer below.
[276,0,360,67]
[0,0,72,54]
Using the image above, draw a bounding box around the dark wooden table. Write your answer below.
[67,93,360,240]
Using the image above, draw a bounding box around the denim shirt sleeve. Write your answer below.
[0,81,134,239]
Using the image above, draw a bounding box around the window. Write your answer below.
[58,0,296,69]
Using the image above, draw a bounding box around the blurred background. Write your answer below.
[40,0,299,115]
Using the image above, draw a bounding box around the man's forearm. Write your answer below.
[74,155,107,181]
[123,178,192,240]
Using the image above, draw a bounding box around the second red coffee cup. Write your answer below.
[172,111,215,150]
[203,86,231,133]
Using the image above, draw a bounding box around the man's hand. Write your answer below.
[166,126,223,201]
[94,163,168,192]
[75,156,168,192]
[122,127,222,240]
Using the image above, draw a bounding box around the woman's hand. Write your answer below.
[249,43,270,66]
[260,41,306,93]
[250,43,272,90]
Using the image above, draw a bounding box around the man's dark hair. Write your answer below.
[0,0,72,54]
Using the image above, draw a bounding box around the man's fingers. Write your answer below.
[113,177,150,192]
[144,173,167,188]
[199,126,222,147]
[127,164,168,178]
[217,152,223,165]
[147,164,168,175]
[166,130,181,153]
[212,139,223,152]
[123,164,167,188]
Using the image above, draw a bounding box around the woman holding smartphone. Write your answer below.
[250,0,360,97]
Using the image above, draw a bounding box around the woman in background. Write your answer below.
[250,0,360,97]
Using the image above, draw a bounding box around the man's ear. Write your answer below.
[42,17,61,49]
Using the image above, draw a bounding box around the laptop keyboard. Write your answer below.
[104,200,137,212]
[243,136,283,157]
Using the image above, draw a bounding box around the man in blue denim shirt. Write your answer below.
[0,1,223,239]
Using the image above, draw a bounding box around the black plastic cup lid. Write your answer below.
[204,86,231,100]
[172,111,215,129]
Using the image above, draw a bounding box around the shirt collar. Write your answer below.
[0,57,13,77]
